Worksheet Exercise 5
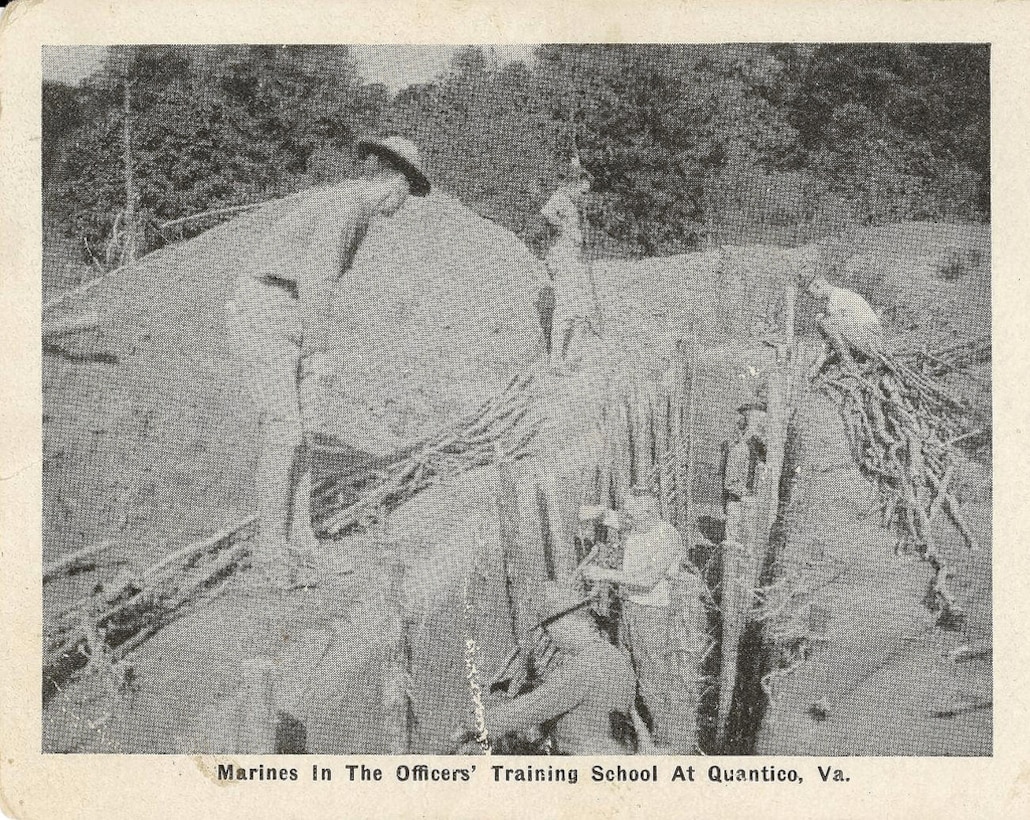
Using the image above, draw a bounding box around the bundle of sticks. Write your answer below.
[313,371,541,537]
[817,332,988,628]
[44,516,258,704]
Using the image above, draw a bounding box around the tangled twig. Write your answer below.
[815,333,985,628]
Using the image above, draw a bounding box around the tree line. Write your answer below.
[43,44,989,264]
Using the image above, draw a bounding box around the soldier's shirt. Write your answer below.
[825,284,880,329]
[483,640,636,755]
[724,433,768,502]
[621,519,685,608]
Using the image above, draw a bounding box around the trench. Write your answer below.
[43,352,981,755]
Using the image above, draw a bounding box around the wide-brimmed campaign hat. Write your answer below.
[534,581,592,628]
[357,135,431,197]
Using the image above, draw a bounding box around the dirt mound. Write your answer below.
[42,188,547,565]
[589,246,798,367]
[589,221,989,371]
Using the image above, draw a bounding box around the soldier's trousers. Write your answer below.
[227,276,317,554]
[620,600,690,749]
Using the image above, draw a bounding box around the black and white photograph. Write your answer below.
[39,42,992,759]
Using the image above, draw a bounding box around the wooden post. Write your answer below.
[383,556,413,754]
[536,472,578,580]
[597,409,614,511]
[612,394,633,504]
[497,461,540,641]
[715,537,744,747]
[682,331,700,549]
[655,383,672,524]
[716,283,797,749]
[669,354,686,535]
[666,572,707,753]
[629,381,655,488]
[754,283,797,552]
[236,657,278,753]
[120,58,138,265]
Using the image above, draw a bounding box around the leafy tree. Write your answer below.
[50,45,388,261]
[45,43,990,266]
[785,44,990,221]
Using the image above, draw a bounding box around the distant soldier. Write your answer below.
[721,400,768,545]
[805,272,885,379]
[582,488,688,748]
[451,582,640,755]
[228,136,430,590]
[540,156,597,364]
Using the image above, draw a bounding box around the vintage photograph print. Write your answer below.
[40,44,991,758]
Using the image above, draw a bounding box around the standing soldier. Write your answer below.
[228,136,430,590]
[540,156,598,365]
[721,400,768,546]
[582,488,689,748]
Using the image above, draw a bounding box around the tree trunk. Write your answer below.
[121,73,138,264]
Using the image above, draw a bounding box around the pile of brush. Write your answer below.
[817,331,989,628]
[43,517,258,705]
[312,371,540,537]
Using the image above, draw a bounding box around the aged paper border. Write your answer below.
[2,1,1028,817]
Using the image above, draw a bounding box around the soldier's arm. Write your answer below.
[297,197,369,355]
[484,663,585,737]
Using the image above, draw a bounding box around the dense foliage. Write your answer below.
[44,44,989,261]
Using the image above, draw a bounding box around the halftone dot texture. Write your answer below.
[42,45,990,756]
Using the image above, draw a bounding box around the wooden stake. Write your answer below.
[497,461,538,641]
[682,331,700,549]
[668,359,684,531]
[383,556,413,754]
[612,395,633,504]
[655,386,671,523]
[715,538,743,746]
[666,571,707,753]
[236,657,278,754]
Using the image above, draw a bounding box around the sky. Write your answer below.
[41,44,536,90]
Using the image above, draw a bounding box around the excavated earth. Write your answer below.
[42,211,991,755]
